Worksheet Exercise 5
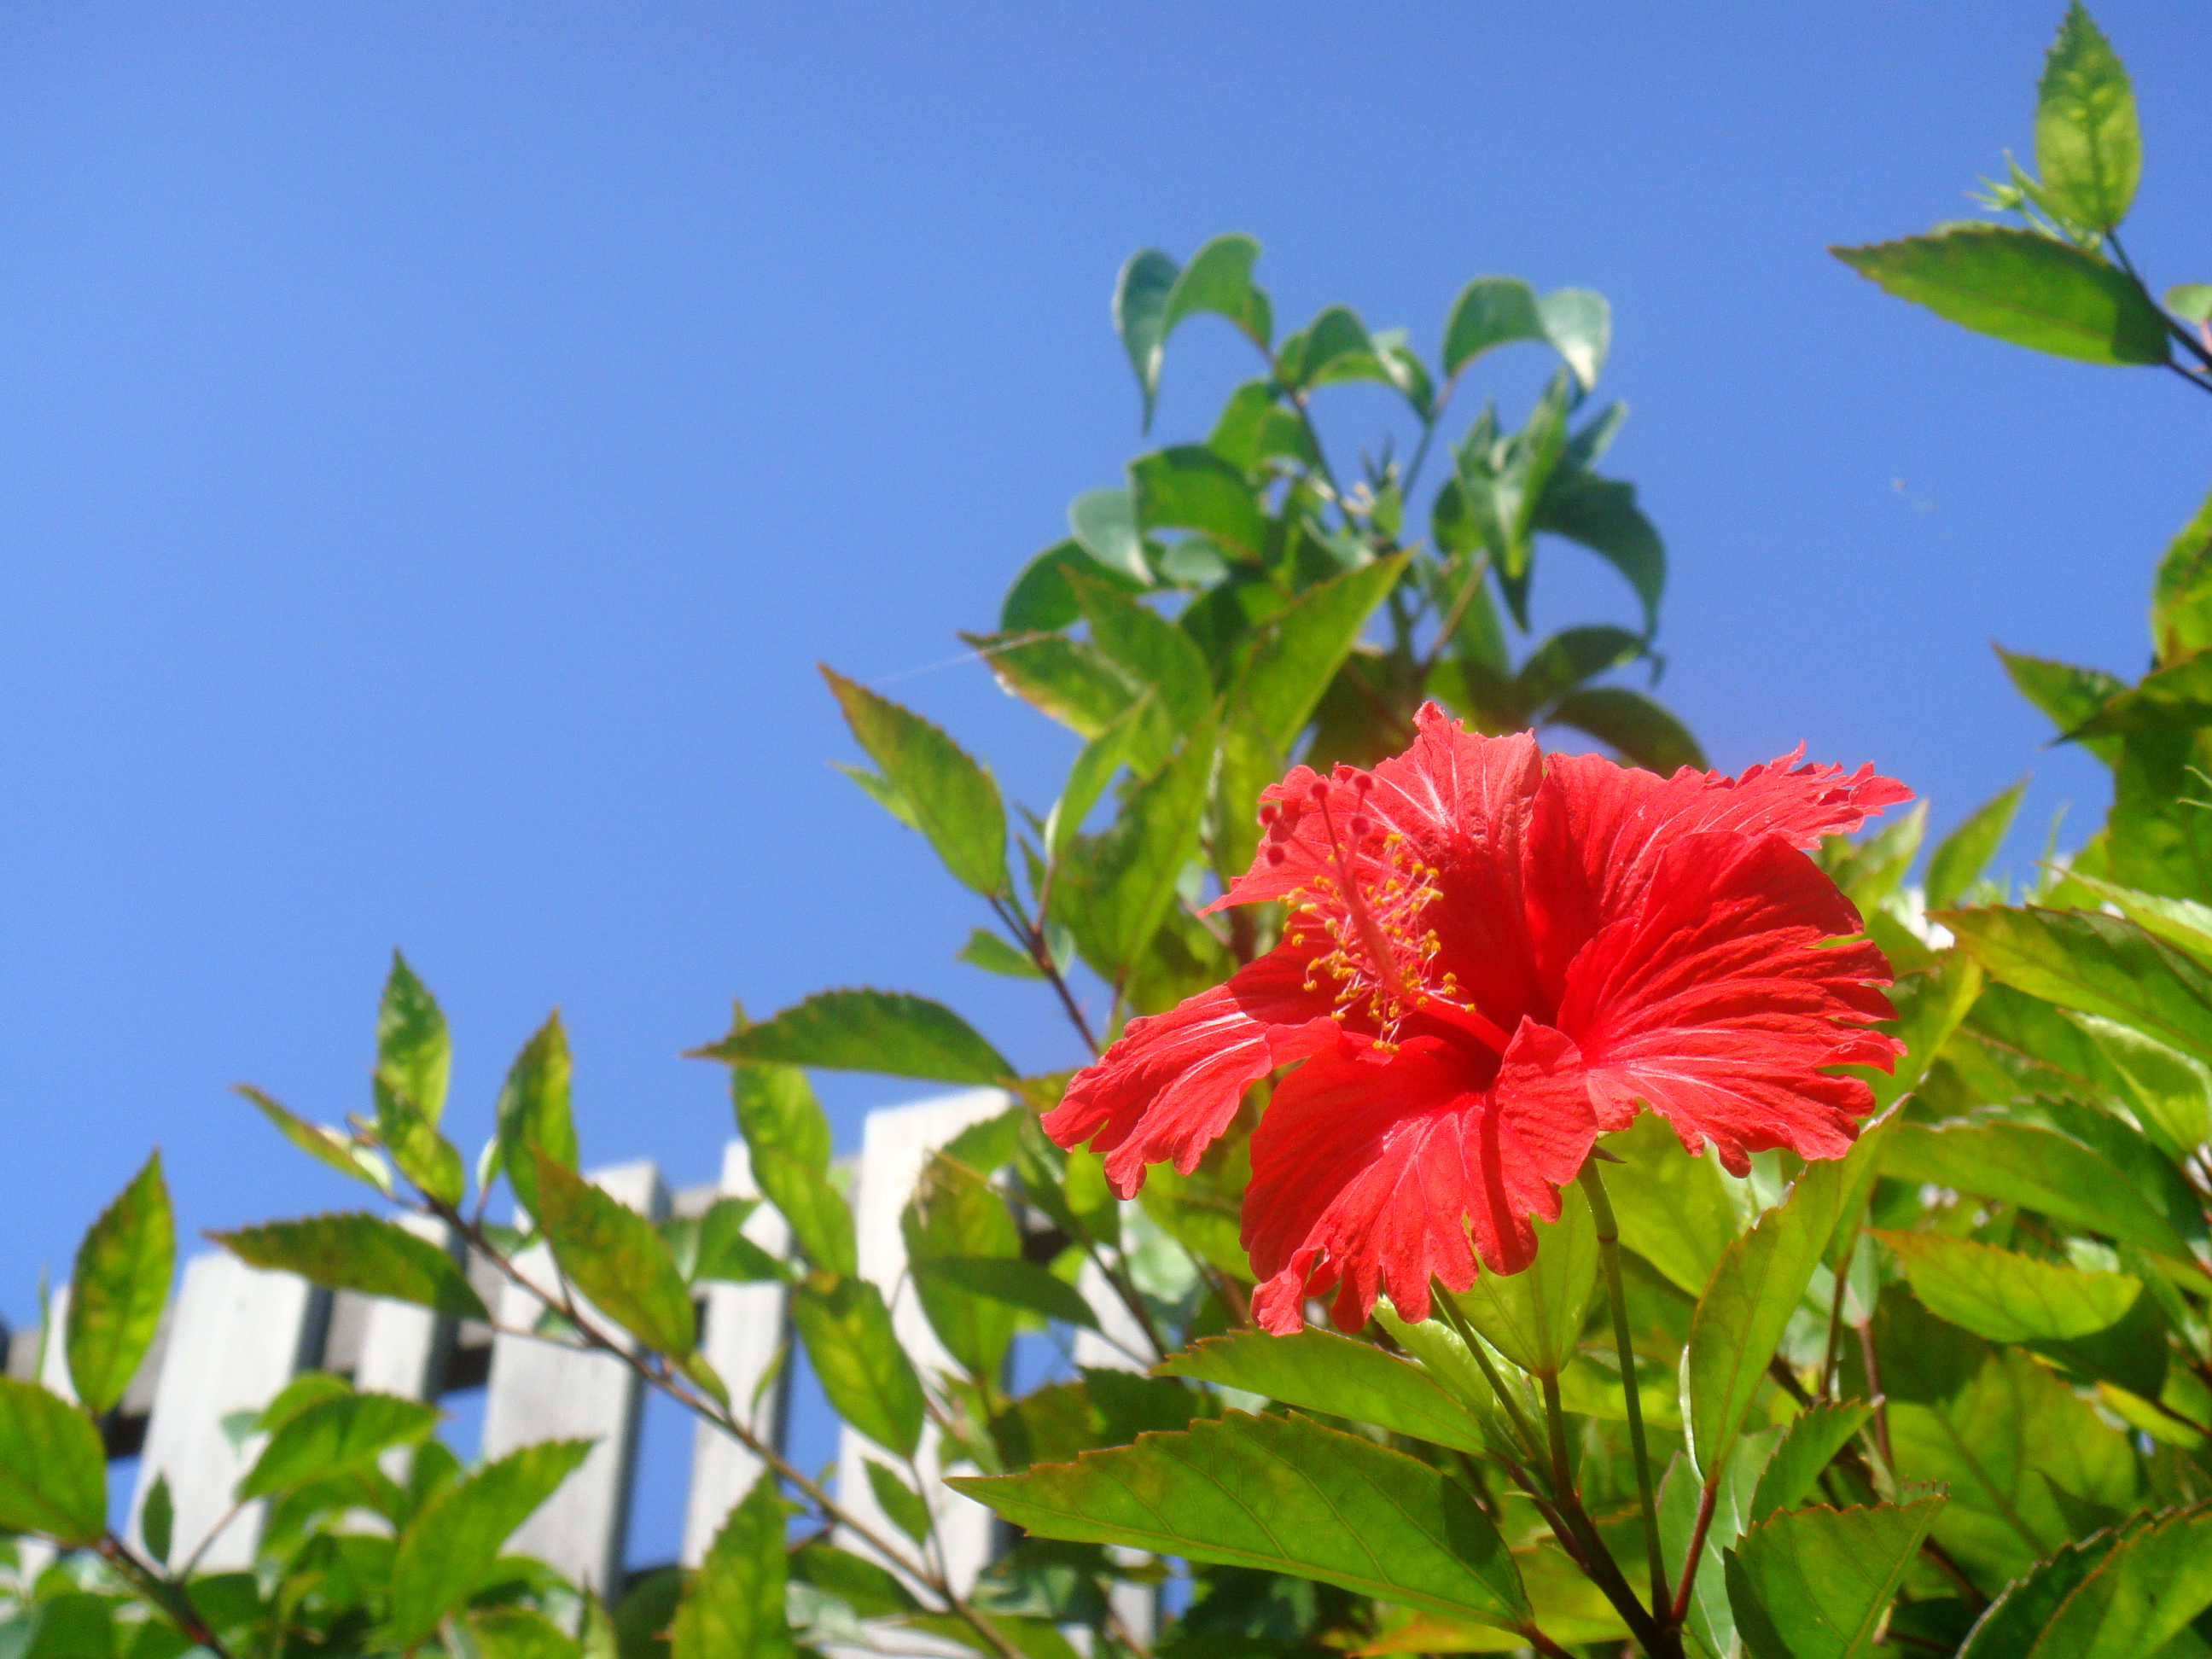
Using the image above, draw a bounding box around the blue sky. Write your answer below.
[4,2,2207,1566]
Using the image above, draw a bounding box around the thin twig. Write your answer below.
[96,1535,236,1659]
[1580,1162,1667,1617]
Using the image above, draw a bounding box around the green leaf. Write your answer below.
[1749,1400,1875,1522]
[2172,283,2212,323]
[691,1197,786,1284]
[1237,554,1407,754]
[2073,1011,2212,1153]
[1163,235,1264,342]
[378,951,451,1123]
[240,1391,439,1498]
[1154,1328,1489,1457]
[0,1378,106,1546]
[1441,278,1545,378]
[1537,289,1610,389]
[1685,1158,1848,1475]
[1286,304,1377,389]
[904,1154,1021,1377]
[952,1411,1529,1632]
[699,988,1012,1085]
[963,631,1139,741]
[864,1459,933,1545]
[1130,447,1266,563]
[387,1438,594,1648]
[1049,697,1150,853]
[2153,483,2212,667]
[471,1608,585,1659]
[142,1471,173,1566]
[1880,1296,2139,1584]
[1074,576,1214,736]
[66,1151,173,1417]
[1054,719,1215,983]
[214,1213,487,1318]
[1872,1231,2141,1344]
[823,667,1006,898]
[1884,1115,2194,1260]
[1114,248,1179,430]
[1068,487,1151,585]
[1726,1498,1945,1659]
[496,1012,579,1226]
[2034,2,2140,234]
[923,1257,1097,1330]
[1548,688,1704,775]
[1997,648,2127,764]
[720,1044,854,1276]
[1832,227,2168,364]
[959,928,1043,981]
[1527,472,1664,638]
[790,1273,924,1460]
[1445,1185,1596,1378]
[533,1153,696,1357]
[1945,905,2212,1068]
[1926,777,2028,907]
[1658,1429,1785,1657]
[373,1071,464,1208]
[1001,538,1144,634]
[672,1474,795,1659]
[239,1084,393,1195]
[1598,1112,1742,1296]
[1965,1501,2212,1657]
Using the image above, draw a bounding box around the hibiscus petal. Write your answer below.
[1210,702,1541,913]
[1557,831,1901,1175]
[1244,1022,1598,1334]
[1529,746,1911,998]
[1042,948,1338,1198]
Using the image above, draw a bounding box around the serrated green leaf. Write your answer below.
[1686,1157,1848,1475]
[1154,1328,1489,1456]
[1445,1185,1596,1379]
[214,1213,486,1319]
[387,1438,593,1647]
[689,1196,784,1284]
[671,1474,794,1659]
[699,988,1012,1085]
[1129,446,1266,563]
[1833,227,2168,364]
[790,1273,924,1460]
[1237,554,1406,754]
[1054,719,1215,983]
[496,1012,578,1225]
[1965,1500,2212,1657]
[958,928,1043,980]
[1749,1400,1874,1522]
[471,1607,585,1659]
[904,1153,1020,1377]
[1943,905,2212,1068]
[963,630,1139,741]
[2034,2,2140,234]
[1883,1118,2193,1259]
[1441,277,1545,378]
[1926,777,2028,907]
[1997,647,2127,764]
[824,667,1006,898]
[953,1411,1528,1631]
[0,1378,106,1545]
[2152,482,2212,667]
[864,1459,933,1545]
[2072,1011,2212,1153]
[1073,575,1214,736]
[1598,1112,1742,1297]
[923,1256,1097,1331]
[1727,1498,1944,1659]
[240,1391,439,1498]
[719,1044,854,1276]
[239,1085,394,1195]
[66,1152,173,1417]
[1874,1231,2141,1344]
[533,1153,695,1358]
[378,951,450,1126]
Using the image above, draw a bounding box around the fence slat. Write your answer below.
[835,1089,1010,1594]
[353,1216,461,1401]
[480,1161,665,1594]
[127,1253,323,1570]
[680,1141,792,1566]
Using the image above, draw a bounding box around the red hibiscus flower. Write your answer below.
[1042,703,1909,1334]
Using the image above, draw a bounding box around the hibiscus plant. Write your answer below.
[9,7,2212,1658]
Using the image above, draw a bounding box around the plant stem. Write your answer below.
[96,1535,235,1659]
[1670,1473,1720,1627]
[1579,1162,1667,1617]
[1542,1372,1677,1659]
[1429,1282,1543,1467]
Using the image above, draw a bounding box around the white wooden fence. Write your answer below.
[3,1091,1146,1621]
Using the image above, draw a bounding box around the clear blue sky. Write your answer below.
[4,2,2206,1564]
